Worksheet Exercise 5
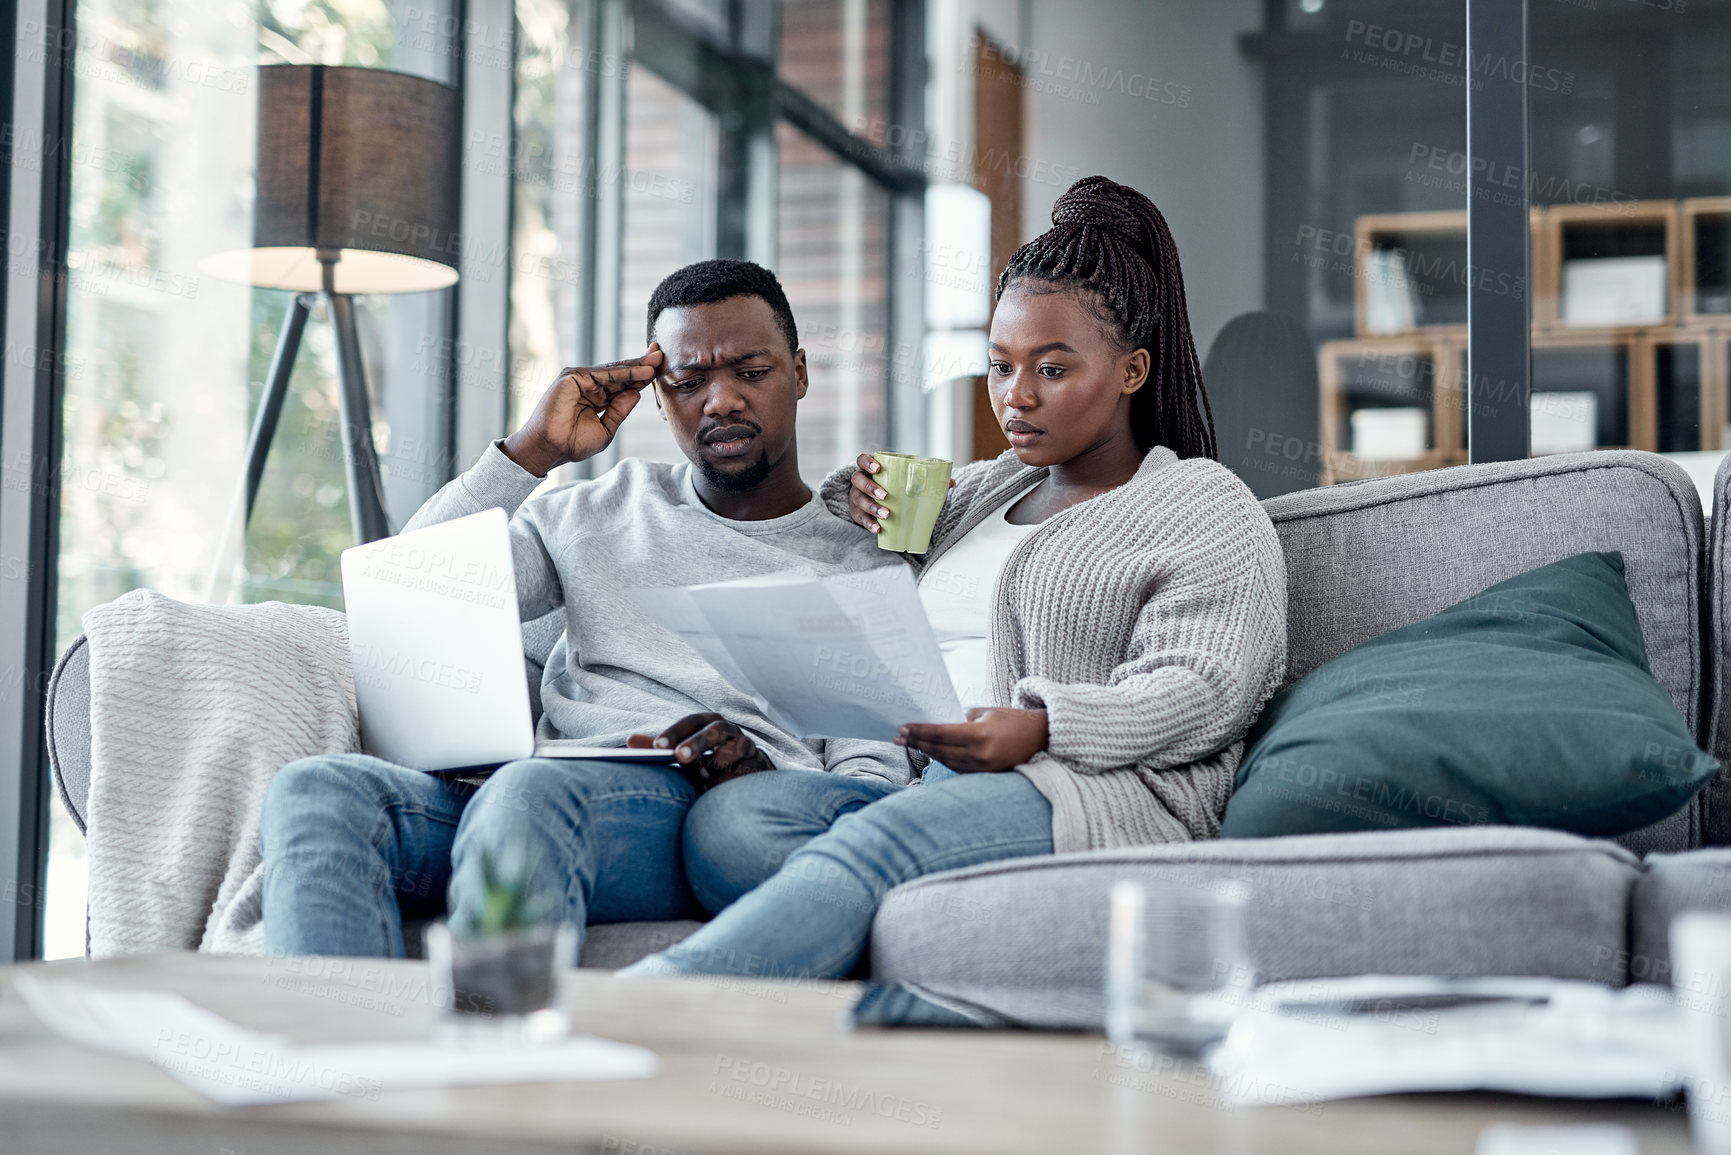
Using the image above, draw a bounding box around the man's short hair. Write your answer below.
[646,259,799,356]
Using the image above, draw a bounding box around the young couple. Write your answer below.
[260,176,1288,989]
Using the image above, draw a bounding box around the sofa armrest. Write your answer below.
[49,609,566,837]
[44,634,92,835]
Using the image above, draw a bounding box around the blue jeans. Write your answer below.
[622,764,1054,981]
[259,755,900,958]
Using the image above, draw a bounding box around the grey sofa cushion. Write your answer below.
[578,920,705,969]
[1709,453,1731,843]
[1629,849,1731,986]
[1264,449,1708,855]
[870,827,1643,1029]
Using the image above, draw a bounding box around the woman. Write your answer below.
[624,175,1287,994]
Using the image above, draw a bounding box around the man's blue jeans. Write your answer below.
[622,764,1055,981]
[259,755,900,958]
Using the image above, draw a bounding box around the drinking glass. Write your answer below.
[1674,911,1731,1154]
[1106,878,1253,1059]
[426,920,577,1045]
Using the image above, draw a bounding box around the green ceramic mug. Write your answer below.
[870,452,952,553]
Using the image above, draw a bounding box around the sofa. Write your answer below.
[42,448,1731,1025]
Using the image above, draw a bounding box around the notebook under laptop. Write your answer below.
[339,508,675,772]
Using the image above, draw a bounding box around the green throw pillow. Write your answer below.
[1220,551,1718,839]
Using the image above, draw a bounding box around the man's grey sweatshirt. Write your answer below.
[402,440,910,784]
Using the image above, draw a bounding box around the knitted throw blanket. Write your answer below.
[83,590,358,957]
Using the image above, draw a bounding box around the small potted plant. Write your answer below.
[426,843,576,1043]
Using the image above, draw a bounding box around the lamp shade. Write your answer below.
[201,64,461,294]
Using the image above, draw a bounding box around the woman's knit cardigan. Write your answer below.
[822,445,1288,854]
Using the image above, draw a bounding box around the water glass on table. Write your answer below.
[1106,878,1253,1059]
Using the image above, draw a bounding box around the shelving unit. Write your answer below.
[1321,197,1731,484]
[1648,330,1714,453]
[1318,336,1464,484]
[1531,330,1642,454]
[1537,201,1679,331]
[1683,198,1731,325]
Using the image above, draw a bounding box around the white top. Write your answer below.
[918,482,1044,709]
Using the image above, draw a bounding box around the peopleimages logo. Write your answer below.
[971,35,1192,109]
[1407,143,1637,212]
[1342,20,1574,94]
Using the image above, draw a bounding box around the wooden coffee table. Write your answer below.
[0,952,1696,1154]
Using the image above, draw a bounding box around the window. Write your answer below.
[775,120,890,478]
[24,0,921,961]
[609,65,721,468]
[506,0,916,488]
[508,0,586,437]
[778,0,892,144]
[44,0,459,960]
[1527,5,1731,458]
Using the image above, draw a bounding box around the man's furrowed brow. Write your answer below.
[671,349,776,372]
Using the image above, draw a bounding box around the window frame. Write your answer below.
[0,0,74,963]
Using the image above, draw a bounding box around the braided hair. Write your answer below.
[995,175,1217,459]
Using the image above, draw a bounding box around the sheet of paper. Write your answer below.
[14,975,658,1106]
[630,566,965,741]
[1206,975,1681,1107]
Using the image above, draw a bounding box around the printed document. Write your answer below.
[629,566,965,741]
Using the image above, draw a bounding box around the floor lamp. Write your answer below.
[201,64,460,598]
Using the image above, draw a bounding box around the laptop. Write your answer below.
[339,508,676,772]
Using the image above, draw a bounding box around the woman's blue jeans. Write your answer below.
[258,754,900,958]
[622,764,1055,981]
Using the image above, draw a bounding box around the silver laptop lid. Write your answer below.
[339,508,536,771]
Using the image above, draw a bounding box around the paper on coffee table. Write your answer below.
[1205,975,1681,1107]
[629,566,965,741]
[13,975,658,1106]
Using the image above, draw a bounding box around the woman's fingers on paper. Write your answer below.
[897,722,966,751]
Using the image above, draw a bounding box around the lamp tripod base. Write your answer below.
[241,289,394,547]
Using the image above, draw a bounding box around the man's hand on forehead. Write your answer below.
[500,343,665,476]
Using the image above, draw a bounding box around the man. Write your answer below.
[260,259,907,958]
